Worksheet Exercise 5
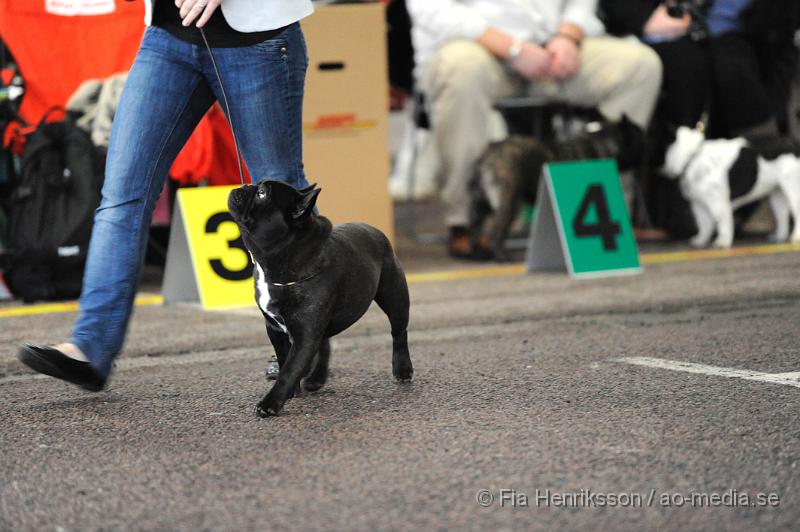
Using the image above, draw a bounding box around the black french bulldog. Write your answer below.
[227,180,413,417]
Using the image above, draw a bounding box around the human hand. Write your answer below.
[176,0,222,28]
[545,36,580,81]
[509,42,552,81]
[643,4,691,39]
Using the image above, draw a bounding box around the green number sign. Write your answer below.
[526,159,641,278]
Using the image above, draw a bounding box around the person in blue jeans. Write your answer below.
[17,0,314,390]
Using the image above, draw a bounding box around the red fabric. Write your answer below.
[171,105,251,186]
[1,67,14,85]
[0,0,243,185]
[0,0,143,124]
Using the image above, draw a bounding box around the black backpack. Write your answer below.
[5,109,103,302]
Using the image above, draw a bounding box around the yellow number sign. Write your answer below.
[162,186,255,310]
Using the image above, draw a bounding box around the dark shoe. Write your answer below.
[633,227,670,242]
[448,227,494,261]
[17,344,106,392]
[265,357,280,381]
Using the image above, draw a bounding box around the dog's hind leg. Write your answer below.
[778,167,800,243]
[487,193,523,262]
[374,255,413,382]
[768,190,790,242]
[302,339,330,392]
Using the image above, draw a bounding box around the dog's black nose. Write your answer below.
[228,187,247,212]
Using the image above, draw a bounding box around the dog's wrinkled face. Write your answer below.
[228,180,321,245]
[663,126,705,179]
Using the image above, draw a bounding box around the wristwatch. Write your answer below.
[507,38,524,62]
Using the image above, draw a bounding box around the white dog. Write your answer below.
[663,126,800,248]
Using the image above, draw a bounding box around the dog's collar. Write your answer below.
[249,251,321,287]
[269,271,321,287]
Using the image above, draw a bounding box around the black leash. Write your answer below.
[198,27,247,186]
[198,26,322,286]
[198,26,253,273]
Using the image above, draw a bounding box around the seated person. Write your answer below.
[601,0,800,236]
[407,0,662,260]
[602,0,799,138]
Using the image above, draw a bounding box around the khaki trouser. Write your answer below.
[420,37,663,227]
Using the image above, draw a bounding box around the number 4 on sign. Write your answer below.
[526,160,641,278]
[573,185,622,252]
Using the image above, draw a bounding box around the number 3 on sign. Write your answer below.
[205,212,252,282]
[163,186,256,310]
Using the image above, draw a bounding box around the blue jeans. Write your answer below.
[71,24,309,378]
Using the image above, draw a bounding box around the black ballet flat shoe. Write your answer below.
[17,344,106,392]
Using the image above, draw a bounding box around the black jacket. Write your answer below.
[599,0,799,131]
[599,0,800,38]
[599,0,659,37]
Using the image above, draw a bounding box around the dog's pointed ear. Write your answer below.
[292,184,321,220]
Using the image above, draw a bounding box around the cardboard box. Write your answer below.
[301,3,394,242]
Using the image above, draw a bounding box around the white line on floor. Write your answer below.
[773,372,800,380]
[617,357,800,388]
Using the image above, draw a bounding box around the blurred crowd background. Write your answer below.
[387,0,800,256]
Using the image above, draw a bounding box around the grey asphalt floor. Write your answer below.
[2,237,800,530]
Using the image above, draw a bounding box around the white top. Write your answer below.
[406,0,604,75]
[143,0,314,33]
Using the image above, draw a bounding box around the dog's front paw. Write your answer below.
[254,403,279,418]
[393,358,414,383]
[712,236,733,249]
[689,235,710,248]
[254,394,284,418]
